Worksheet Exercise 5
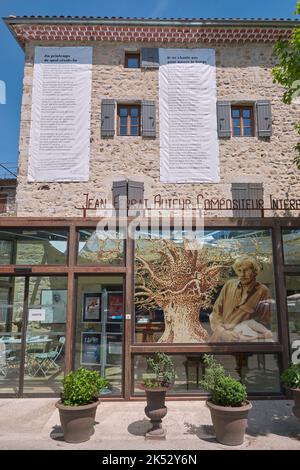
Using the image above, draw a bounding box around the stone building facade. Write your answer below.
[5,17,300,217]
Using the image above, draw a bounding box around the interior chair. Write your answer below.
[30,336,65,377]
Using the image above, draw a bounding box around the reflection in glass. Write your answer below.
[133,354,281,395]
[0,229,68,265]
[75,276,124,395]
[77,229,124,265]
[135,229,277,344]
[286,276,300,363]
[282,229,300,265]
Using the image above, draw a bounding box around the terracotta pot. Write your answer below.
[206,400,252,446]
[56,399,99,443]
[142,386,168,439]
[290,388,300,420]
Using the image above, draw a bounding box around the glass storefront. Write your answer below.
[0,220,297,398]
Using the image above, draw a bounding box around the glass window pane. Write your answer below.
[282,229,300,264]
[77,229,124,265]
[243,127,252,136]
[23,276,67,395]
[127,57,139,68]
[131,107,139,117]
[131,126,139,136]
[120,117,127,126]
[233,118,240,127]
[243,118,251,127]
[74,275,124,395]
[119,127,127,136]
[135,228,277,344]
[286,275,300,361]
[243,109,251,118]
[0,230,68,265]
[119,107,128,117]
[233,127,241,136]
[232,109,240,118]
[133,353,281,395]
[131,117,139,125]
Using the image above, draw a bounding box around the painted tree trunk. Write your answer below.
[157,301,208,343]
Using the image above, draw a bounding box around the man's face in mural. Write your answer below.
[235,262,256,286]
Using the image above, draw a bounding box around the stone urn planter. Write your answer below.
[290,388,300,420]
[142,386,169,439]
[206,400,252,446]
[56,399,100,443]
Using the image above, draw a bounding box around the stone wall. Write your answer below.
[16,40,300,217]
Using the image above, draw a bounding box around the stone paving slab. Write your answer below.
[0,399,299,450]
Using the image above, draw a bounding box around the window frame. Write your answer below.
[231,105,254,137]
[117,104,141,137]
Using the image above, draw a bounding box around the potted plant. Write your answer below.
[199,354,252,446]
[141,352,175,439]
[56,367,109,443]
[281,363,300,420]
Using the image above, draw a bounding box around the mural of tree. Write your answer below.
[135,238,234,343]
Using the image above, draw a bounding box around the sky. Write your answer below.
[0,0,299,167]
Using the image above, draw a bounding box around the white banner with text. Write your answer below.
[159,48,219,183]
[28,47,92,182]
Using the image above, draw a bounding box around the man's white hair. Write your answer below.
[233,256,261,275]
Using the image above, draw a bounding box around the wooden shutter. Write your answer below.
[141,48,159,68]
[142,101,156,137]
[217,101,231,138]
[256,100,272,137]
[112,180,128,210]
[101,99,115,137]
[0,194,7,214]
[231,183,264,217]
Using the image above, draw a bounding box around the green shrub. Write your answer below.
[199,354,247,407]
[211,376,247,407]
[281,363,300,389]
[61,368,109,406]
[143,352,175,388]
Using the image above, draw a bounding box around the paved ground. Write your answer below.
[0,398,299,450]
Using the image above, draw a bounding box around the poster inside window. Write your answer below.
[135,229,278,343]
[107,292,123,321]
[81,332,101,365]
[83,293,101,322]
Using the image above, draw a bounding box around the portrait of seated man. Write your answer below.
[209,256,273,342]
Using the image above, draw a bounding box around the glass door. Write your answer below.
[0,275,67,396]
[74,276,124,396]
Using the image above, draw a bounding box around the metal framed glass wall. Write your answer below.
[0,218,297,399]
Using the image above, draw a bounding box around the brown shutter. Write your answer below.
[0,194,7,214]
[231,183,264,217]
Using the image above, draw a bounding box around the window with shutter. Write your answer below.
[117,104,141,136]
[231,183,264,217]
[141,48,159,68]
[142,101,156,138]
[256,100,272,137]
[101,100,116,138]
